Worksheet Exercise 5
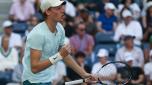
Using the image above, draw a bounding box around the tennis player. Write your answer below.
[22,0,96,85]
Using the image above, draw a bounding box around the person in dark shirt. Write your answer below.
[117,54,144,85]
[66,51,91,80]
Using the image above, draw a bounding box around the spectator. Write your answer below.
[91,49,117,85]
[0,20,23,50]
[117,0,141,20]
[113,9,143,45]
[141,1,152,26]
[64,15,75,38]
[143,36,152,63]
[144,50,152,85]
[33,0,43,21]
[7,52,23,85]
[115,35,144,68]
[117,53,144,85]
[79,8,97,37]
[52,61,66,85]
[143,6,152,42]
[95,0,111,14]
[25,15,39,37]
[66,51,91,81]
[0,35,19,85]
[70,22,94,56]
[9,0,35,22]
[96,2,117,33]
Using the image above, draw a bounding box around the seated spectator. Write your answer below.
[113,9,143,45]
[9,0,35,22]
[143,36,152,63]
[25,15,39,37]
[0,35,19,85]
[117,0,141,20]
[70,22,94,56]
[144,50,152,85]
[96,3,117,33]
[117,54,144,85]
[64,13,76,38]
[141,1,152,29]
[94,0,111,14]
[66,51,91,81]
[143,6,152,42]
[6,52,23,85]
[79,8,97,37]
[52,61,66,85]
[33,0,43,21]
[115,35,144,68]
[91,49,117,85]
[0,20,23,51]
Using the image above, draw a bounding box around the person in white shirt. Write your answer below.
[115,35,144,68]
[117,0,141,20]
[144,50,152,85]
[9,0,35,22]
[113,9,143,45]
[0,35,19,85]
[91,49,117,85]
[52,61,66,85]
[0,20,23,50]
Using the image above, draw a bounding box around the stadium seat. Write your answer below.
[13,22,28,36]
[95,32,115,44]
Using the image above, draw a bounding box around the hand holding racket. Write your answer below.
[65,61,132,85]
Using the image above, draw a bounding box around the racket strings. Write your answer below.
[96,61,132,85]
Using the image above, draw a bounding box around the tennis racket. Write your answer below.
[65,61,132,85]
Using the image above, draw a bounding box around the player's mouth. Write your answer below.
[61,14,65,19]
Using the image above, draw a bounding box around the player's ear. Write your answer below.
[45,8,51,16]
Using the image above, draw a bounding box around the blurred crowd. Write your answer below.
[1,0,152,85]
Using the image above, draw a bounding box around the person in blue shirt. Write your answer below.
[96,3,117,33]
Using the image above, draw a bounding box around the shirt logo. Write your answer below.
[53,57,57,60]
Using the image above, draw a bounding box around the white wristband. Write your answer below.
[49,53,63,64]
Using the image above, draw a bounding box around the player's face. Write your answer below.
[48,5,65,22]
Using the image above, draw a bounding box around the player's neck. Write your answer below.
[45,19,57,33]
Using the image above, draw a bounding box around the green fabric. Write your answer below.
[0,48,12,58]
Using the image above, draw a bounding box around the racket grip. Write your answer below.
[65,79,84,85]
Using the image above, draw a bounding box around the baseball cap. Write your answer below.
[124,52,134,62]
[2,20,13,28]
[97,49,109,57]
[104,3,116,10]
[40,0,66,13]
[122,9,132,18]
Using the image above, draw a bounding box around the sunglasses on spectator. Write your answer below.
[79,29,85,31]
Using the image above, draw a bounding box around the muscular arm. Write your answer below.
[30,45,75,74]
[30,49,53,73]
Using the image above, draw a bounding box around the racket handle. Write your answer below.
[65,79,84,85]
